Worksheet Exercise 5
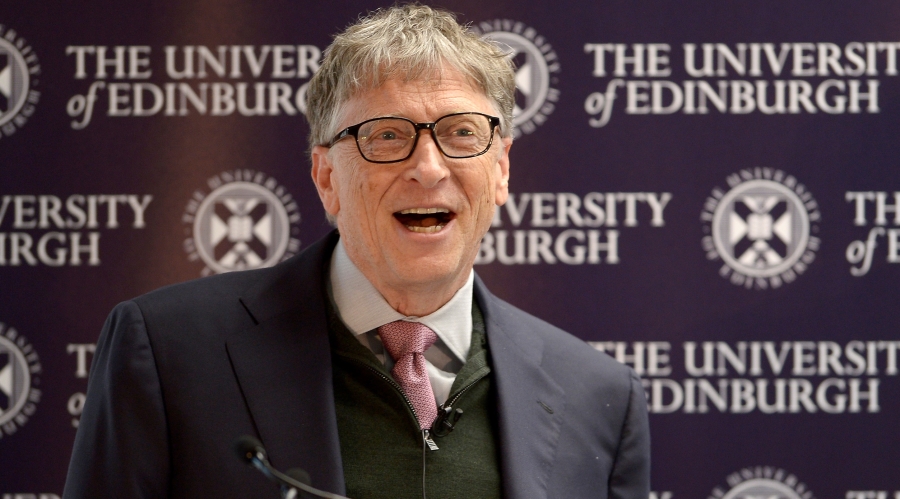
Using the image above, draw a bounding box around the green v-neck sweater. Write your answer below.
[328,302,503,499]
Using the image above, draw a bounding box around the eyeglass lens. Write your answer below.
[357,113,493,162]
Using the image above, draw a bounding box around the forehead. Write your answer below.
[337,66,495,126]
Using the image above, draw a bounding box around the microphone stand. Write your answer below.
[233,435,350,499]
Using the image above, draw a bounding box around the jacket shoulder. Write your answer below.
[130,230,339,325]
[132,265,274,315]
[481,291,637,393]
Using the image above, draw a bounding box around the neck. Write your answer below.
[338,238,474,317]
[374,273,469,316]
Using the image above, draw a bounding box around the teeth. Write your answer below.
[398,208,450,215]
[405,224,446,233]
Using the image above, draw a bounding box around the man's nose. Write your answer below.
[406,131,449,188]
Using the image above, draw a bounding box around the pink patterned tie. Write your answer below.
[378,321,439,430]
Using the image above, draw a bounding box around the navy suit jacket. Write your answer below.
[63,231,650,498]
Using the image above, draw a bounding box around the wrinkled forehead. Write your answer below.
[330,63,495,131]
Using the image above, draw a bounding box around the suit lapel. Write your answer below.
[222,233,564,497]
[476,277,566,499]
[225,231,346,494]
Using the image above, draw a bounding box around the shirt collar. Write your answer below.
[328,239,473,363]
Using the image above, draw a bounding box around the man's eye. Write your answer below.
[379,131,398,140]
[453,128,474,136]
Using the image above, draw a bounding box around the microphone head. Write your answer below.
[285,467,312,486]
[233,435,266,464]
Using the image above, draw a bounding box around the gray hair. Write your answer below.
[305,4,516,152]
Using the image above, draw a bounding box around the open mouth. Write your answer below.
[394,208,455,233]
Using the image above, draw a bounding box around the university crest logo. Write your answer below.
[0,322,41,438]
[702,168,821,289]
[472,19,560,137]
[709,467,815,499]
[183,170,301,275]
[0,25,41,140]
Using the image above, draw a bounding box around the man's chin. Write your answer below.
[383,254,467,289]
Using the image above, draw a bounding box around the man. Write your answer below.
[63,5,649,498]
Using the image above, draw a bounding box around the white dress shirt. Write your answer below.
[328,239,474,405]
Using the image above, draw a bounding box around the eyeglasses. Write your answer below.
[327,112,501,164]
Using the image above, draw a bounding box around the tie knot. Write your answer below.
[378,321,438,359]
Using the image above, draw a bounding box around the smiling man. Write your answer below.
[311,72,508,317]
[63,5,649,499]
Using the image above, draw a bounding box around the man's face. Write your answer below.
[311,65,511,301]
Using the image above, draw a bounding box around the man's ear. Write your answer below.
[311,145,340,216]
[494,137,512,206]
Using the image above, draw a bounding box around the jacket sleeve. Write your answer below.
[608,369,651,499]
[62,300,171,498]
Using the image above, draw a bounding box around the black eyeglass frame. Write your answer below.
[326,112,502,164]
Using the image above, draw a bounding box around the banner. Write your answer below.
[1,1,897,497]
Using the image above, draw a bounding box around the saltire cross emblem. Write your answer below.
[210,197,272,270]
[0,352,11,413]
[0,53,11,115]
[729,195,792,270]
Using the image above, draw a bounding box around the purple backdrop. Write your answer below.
[1,1,898,497]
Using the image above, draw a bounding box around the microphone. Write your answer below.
[282,468,314,499]
[286,468,312,487]
[232,435,350,499]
